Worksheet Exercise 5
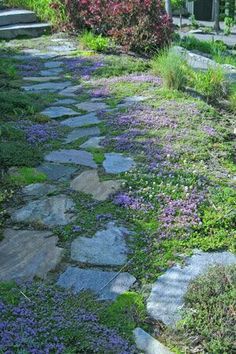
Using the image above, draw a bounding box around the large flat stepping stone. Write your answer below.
[70,170,121,201]
[44,61,63,69]
[40,68,63,76]
[52,98,77,105]
[80,136,104,149]
[41,106,78,119]
[45,149,97,168]
[103,153,136,174]
[59,85,83,97]
[23,81,72,93]
[147,250,236,327]
[76,101,108,112]
[61,112,100,128]
[133,328,173,354]
[37,163,77,181]
[65,126,100,144]
[22,183,57,198]
[71,222,129,266]
[11,195,75,228]
[23,76,61,82]
[57,267,136,300]
[0,229,63,281]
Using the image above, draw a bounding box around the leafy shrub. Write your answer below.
[224,16,234,36]
[229,92,236,111]
[178,36,227,56]
[177,265,236,353]
[79,31,112,52]
[151,49,189,90]
[65,0,173,53]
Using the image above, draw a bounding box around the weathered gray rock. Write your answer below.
[76,101,108,112]
[80,136,104,149]
[133,328,173,354]
[37,163,77,181]
[44,61,63,69]
[65,126,100,144]
[71,222,129,265]
[53,98,77,105]
[40,68,63,76]
[103,153,136,174]
[23,81,71,93]
[57,267,136,300]
[0,229,63,281]
[48,45,76,53]
[147,250,236,326]
[61,113,100,128]
[45,149,97,168]
[41,106,78,119]
[22,183,57,198]
[70,170,121,201]
[124,95,150,103]
[23,76,61,82]
[11,195,75,227]
[59,85,83,97]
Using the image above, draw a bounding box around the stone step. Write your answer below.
[0,22,51,39]
[0,9,37,26]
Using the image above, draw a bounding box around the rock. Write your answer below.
[22,183,57,198]
[47,45,76,53]
[133,328,173,354]
[40,68,63,76]
[52,98,77,105]
[76,101,108,112]
[71,222,129,266]
[59,85,83,97]
[80,136,104,149]
[44,61,63,69]
[45,149,97,168]
[23,81,72,93]
[37,163,77,181]
[147,250,236,326]
[0,229,63,281]
[57,267,136,300]
[11,195,75,227]
[61,112,100,128]
[65,126,100,144]
[41,106,78,119]
[124,95,150,103]
[70,170,121,201]
[103,153,136,174]
[23,76,61,82]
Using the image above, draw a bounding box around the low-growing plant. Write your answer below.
[229,92,236,111]
[224,16,234,36]
[178,36,227,56]
[79,31,112,52]
[8,167,47,185]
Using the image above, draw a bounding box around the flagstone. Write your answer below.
[65,126,100,144]
[45,149,97,168]
[40,68,63,76]
[80,136,104,149]
[37,163,77,181]
[22,183,57,198]
[103,153,136,174]
[59,85,83,97]
[23,76,61,82]
[23,81,72,93]
[76,101,108,112]
[44,60,63,68]
[61,113,100,128]
[52,98,77,105]
[41,106,78,119]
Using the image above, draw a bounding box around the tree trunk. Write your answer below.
[165,0,172,20]
[214,0,221,33]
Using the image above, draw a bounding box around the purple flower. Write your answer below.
[114,192,153,211]
[72,225,82,232]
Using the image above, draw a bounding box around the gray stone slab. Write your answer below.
[124,95,150,103]
[0,23,50,40]
[0,9,37,27]
[70,170,121,201]
[71,222,129,266]
[45,149,97,168]
[76,101,108,112]
[147,250,236,327]
[103,153,136,174]
[59,85,83,97]
[57,267,136,300]
[133,328,173,354]
[80,136,104,149]
[11,195,75,228]
[22,183,57,198]
[61,113,100,128]
[48,45,77,53]
[44,61,63,69]
[37,163,77,181]
[65,126,100,144]
[0,229,63,281]
[40,68,63,76]
[41,106,78,119]
[23,76,61,82]
[52,98,77,105]
[23,81,72,93]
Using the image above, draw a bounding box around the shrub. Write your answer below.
[79,31,112,52]
[177,265,236,353]
[65,0,173,53]
[178,36,227,56]
[151,49,189,90]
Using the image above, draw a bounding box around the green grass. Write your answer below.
[8,167,47,186]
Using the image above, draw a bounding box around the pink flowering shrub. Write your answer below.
[64,0,173,53]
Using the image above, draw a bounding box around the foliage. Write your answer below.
[79,31,112,52]
[224,16,234,36]
[178,35,227,56]
[8,167,47,186]
[229,92,236,111]
[65,0,173,53]
[177,265,236,353]
[151,49,189,90]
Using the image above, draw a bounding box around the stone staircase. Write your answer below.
[0,9,50,39]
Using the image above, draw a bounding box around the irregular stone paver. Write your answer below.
[41,106,78,119]
[40,68,63,76]
[0,229,63,281]
[65,126,100,144]
[44,60,63,69]
[103,153,136,174]
[11,195,75,227]
[147,250,236,326]
[48,45,76,53]
[70,170,122,201]
[71,222,129,265]
[80,136,104,149]
[124,95,150,103]
[59,85,83,97]
[61,113,100,128]
[23,81,72,93]
[23,76,61,82]
[53,98,77,105]
[57,267,136,300]
[133,328,173,354]
[22,183,57,198]
[37,163,77,181]
[45,149,97,168]
[76,101,108,112]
